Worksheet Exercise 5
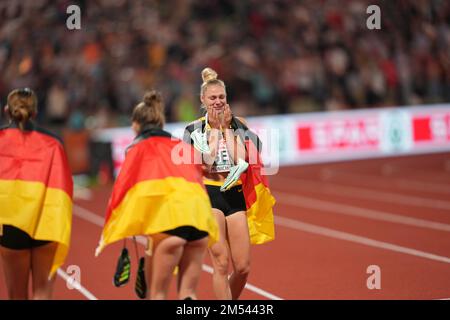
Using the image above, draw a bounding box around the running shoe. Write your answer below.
[190,128,210,153]
[220,158,249,192]
[113,248,131,287]
[135,257,147,299]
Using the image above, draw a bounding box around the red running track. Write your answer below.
[1,152,450,300]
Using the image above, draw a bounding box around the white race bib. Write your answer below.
[210,135,232,173]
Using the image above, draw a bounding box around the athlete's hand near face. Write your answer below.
[221,104,232,128]
[207,105,221,129]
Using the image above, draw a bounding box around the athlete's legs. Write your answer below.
[144,237,154,299]
[0,246,31,299]
[226,211,251,300]
[150,234,185,300]
[176,236,208,300]
[30,242,58,299]
[208,209,232,300]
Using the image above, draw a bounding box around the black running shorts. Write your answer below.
[0,225,51,250]
[164,226,208,242]
[205,184,247,216]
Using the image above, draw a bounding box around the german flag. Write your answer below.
[0,124,73,277]
[240,132,276,245]
[96,129,218,255]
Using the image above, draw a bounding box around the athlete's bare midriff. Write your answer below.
[203,171,228,182]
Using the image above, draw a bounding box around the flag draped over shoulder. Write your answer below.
[96,130,218,255]
[240,135,276,245]
[0,126,73,277]
[229,117,275,245]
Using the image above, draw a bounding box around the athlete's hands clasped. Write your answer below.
[207,104,232,130]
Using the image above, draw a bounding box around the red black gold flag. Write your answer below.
[0,126,73,277]
[241,135,276,245]
[96,131,218,255]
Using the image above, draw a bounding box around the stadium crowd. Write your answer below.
[0,0,449,129]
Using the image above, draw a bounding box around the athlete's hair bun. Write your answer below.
[143,90,162,106]
[201,67,218,83]
[11,108,25,121]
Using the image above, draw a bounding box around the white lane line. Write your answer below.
[72,204,284,300]
[73,186,93,201]
[56,268,98,300]
[275,216,450,264]
[73,204,105,226]
[201,264,283,300]
[320,169,450,195]
[274,191,450,233]
[380,161,450,179]
[275,175,450,211]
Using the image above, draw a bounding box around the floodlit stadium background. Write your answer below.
[1,0,450,300]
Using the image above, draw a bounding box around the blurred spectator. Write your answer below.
[47,80,69,125]
[0,0,449,129]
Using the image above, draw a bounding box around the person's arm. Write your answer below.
[200,108,222,169]
[223,128,246,164]
[222,105,246,164]
[184,119,218,170]
[182,126,193,145]
[203,128,220,167]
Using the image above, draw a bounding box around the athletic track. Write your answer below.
[1,152,450,300]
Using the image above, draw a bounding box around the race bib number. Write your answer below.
[211,137,232,173]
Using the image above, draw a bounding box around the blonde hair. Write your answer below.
[131,90,165,129]
[6,88,38,131]
[200,67,226,97]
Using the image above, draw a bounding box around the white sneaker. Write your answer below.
[190,128,210,153]
[220,158,249,192]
